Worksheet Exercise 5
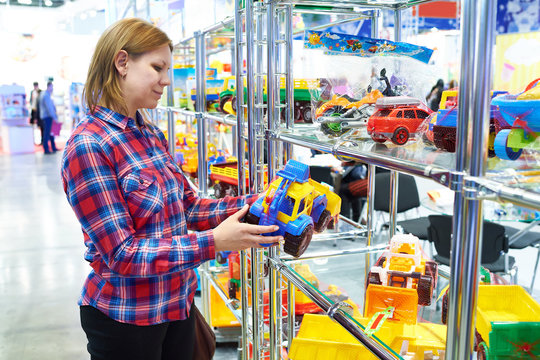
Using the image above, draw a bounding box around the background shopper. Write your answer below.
[28,81,43,144]
[39,81,58,154]
[61,18,280,360]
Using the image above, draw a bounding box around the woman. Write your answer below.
[61,18,281,360]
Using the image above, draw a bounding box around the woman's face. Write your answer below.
[122,44,171,116]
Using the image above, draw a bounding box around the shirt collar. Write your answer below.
[90,106,133,130]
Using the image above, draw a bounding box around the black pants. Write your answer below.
[80,306,195,360]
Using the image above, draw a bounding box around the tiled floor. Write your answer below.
[0,151,538,360]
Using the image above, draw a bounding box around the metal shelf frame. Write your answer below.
[161,1,540,359]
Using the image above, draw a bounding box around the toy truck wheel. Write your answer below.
[228,281,238,300]
[216,252,227,264]
[494,129,522,161]
[474,331,484,353]
[219,94,233,113]
[477,341,488,360]
[371,135,387,143]
[302,106,313,123]
[231,96,237,112]
[245,211,260,225]
[391,127,409,145]
[283,224,314,258]
[214,183,226,198]
[417,275,433,306]
[425,260,438,289]
[367,271,382,287]
[314,209,331,233]
[441,290,448,324]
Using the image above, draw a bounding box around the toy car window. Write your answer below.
[375,109,392,117]
[281,195,295,217]
[396,111,403,118]
[415,110,429,119]
[404,110,416,118]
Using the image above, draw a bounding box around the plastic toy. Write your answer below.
[315,89,383,136]
[492,78,540,160]
[429,89,511,157]
[442,285,540,359]
[289,313,446,360]
[367,97,432,145]
[245,159,341,257]
[209,159,268,198]
[364,234,438,324]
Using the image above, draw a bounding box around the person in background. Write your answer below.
[448,79,458,89]
[426,79,445,112]
[29,82,43,144]
[61,18,281,360]
[39,81,58,154]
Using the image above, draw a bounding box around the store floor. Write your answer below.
[1,152,539,360]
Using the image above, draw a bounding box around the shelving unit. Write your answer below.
[162,1,540,359]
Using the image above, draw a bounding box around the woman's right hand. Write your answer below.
[213,204,283,253]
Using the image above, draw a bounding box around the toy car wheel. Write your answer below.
[391,127,409,145]
[371,135,387,143]
[228,281,238,300]
[214,183,226,198]
[314,209,331,233]
[477,342,488,360]
[219,94,233,113]
[474,330,484,352]
[441,290,448,324]
[283,224,314,258]
[231,96,237,112]
[417,275,433,306]
[245,211,260,225]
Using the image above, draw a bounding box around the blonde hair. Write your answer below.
[83,18,172,116]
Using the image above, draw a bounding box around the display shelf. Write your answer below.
[276,0,433,10]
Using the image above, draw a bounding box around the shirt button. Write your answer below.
[139,179,144,184]
[149,152,154,157]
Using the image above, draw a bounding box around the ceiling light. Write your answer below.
[89,10,97,17]
[80,13,88,20]
[17,0,33,4]
[44,0,53,6]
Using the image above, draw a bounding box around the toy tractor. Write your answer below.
[245,159,341,257]
[365,234,438,324]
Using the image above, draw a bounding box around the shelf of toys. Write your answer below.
[160,1,540,359]
[0,84,34,154]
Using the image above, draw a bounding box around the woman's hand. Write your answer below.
[213,204,283,252]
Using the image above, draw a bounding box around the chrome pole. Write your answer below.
[446,0,474,356]
[363,164,376,314]
[370,10,378,38]
[195,31,208,196]
[393,9,401,42]
[285,4,293,161]
[457,0,495,357]
[166,51,176,158]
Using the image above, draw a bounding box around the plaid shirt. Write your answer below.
[61,106,255,325]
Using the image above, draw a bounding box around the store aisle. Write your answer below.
[0,152,88,360]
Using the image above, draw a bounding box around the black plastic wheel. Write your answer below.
[441,290,448,324]
[302,106,313,123]
[391,127,409,145]
[425,260,438,290]
[417,275,433,306]
[219,94,233,113]
[228,281,238,300]
[314,209,331,233]
[283,224,314,258]
[213,183,226,198]
[216,252,227,264]
[244,211,260,225]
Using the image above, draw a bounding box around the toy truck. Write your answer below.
[218,78,319,123]
[365,234,438,324]
[245,159,341,257]
[493,78,540,160]
[429,89,510,156]
[209,160,268,198]
[442,285,540,359]
[367,97,432,145]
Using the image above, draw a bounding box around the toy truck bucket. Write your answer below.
[365,284,418,325]
[277,159,309,183]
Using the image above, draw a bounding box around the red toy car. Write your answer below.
[367,96,432,145]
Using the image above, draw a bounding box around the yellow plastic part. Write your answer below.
[476,285,540,347]
[289,314,446,360]
[209,273,240,328]
[364,285,418,324]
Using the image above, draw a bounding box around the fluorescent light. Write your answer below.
[80,13,87,20]
[44,0,53,6]
[17,0,33,4]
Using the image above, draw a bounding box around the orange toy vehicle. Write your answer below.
[315,89,384,136]
[365,234,438,324]
[367,96,432,145]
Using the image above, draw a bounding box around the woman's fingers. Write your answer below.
[246,224,279,234]
[231,204,250,220]
[251,234,283,244]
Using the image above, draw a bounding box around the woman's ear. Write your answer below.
[114,50,129,78]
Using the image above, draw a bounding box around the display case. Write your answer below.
[0,84,33,154]
[162,1,540,359]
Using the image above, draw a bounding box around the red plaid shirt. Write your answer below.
[61,106,255,325]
